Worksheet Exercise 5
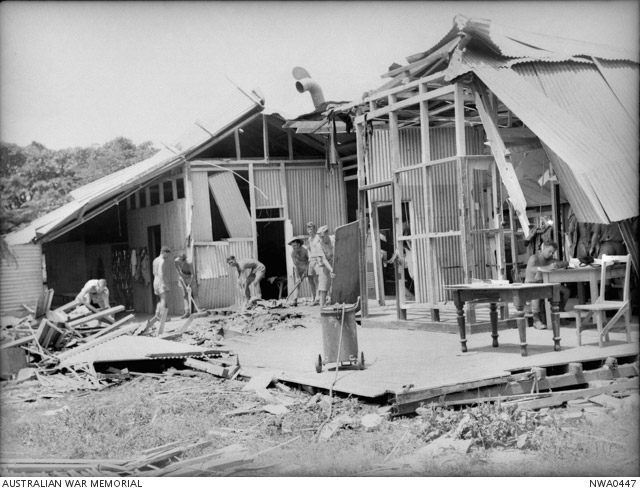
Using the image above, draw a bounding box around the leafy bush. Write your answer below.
[416,402,558,450]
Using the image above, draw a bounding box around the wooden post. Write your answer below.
[262,114,269,163]
[234,129,242,160]
[370,202,385,306]
[388,94,406,320]
[551,180,563,259]
[420,82,432,303]
[454,83,471,284]
[248,162,258,261]
[287,131,294,161]
[184,162,194,262]
[356,121,369,317]
[508,201,519,282]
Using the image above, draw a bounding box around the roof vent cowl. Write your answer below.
[292,66,326,110]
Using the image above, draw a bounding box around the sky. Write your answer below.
[1,0,638,150]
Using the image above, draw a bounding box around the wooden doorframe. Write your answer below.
[147,225,161,311]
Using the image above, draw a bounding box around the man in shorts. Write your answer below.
[174,253,197,318]
[306,222,325,306]
[226,256,266,308]
[288,238,315,306]
[152,246,172,319]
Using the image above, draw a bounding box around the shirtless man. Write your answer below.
[76,278,110,309]
[288,238,315,306]
[174,253,196,318]
[226,256,266,308]
[152,246,171,318]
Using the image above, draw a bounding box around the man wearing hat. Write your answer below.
[152,245,172,319]
[288,237,315,306]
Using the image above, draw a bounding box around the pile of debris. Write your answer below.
[0,439,256,477]
[196,307,309,337]
[0,289,240,393]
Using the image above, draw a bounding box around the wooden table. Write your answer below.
[539,264,626,326]
[445,283,561,357]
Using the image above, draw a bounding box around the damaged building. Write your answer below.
[1,14,638,324]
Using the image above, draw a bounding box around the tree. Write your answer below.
[0,138,158,234]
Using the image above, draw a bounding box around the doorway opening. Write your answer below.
[256,221,286,300]
[374,201,414,299]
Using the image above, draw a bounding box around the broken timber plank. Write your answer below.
[184,357,238,379]
[0,334,36,350]
[143,444,247,476]
[511,378,639,411]
[54,299,82,313]
[67,306,125,328]
[82,314,135,342]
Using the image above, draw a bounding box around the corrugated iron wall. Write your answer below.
[0,243,44,315]
[127,198,187,314]
[285,167,345,236]
[365,126,486,303]
[208,172,252,237]
[254,167,284,208]
[367,127,485,202]
[191,171,214,242]
[195,239,254,308]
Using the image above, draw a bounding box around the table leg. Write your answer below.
[590,278,598,304]
[545,299,552,329]
[515,302,528,357]
[551,293,562,352]
[490,302,499,348]
[455,301,467,353]
[577,282,585,304]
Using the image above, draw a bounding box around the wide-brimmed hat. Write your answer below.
[317,225,328,234]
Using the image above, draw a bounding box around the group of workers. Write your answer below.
[77,214,625,324]
[227,221,335,310]
[76,221,337,318]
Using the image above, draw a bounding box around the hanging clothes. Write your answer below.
[130,249,138,277]
[140,248,151,286]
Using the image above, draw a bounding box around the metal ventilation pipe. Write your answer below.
[292,67,325,109]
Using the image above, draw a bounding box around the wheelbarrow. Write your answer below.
[315,297,364,373]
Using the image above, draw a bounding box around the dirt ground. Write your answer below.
[1,308,639,477]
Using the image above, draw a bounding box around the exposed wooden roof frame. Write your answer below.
[330,70,447,115]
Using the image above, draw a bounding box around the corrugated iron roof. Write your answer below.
[407,14,638,66]
[5,87,264,245]
[470,56,638,222]
[373,16,639,224]
[59,335,219,368]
